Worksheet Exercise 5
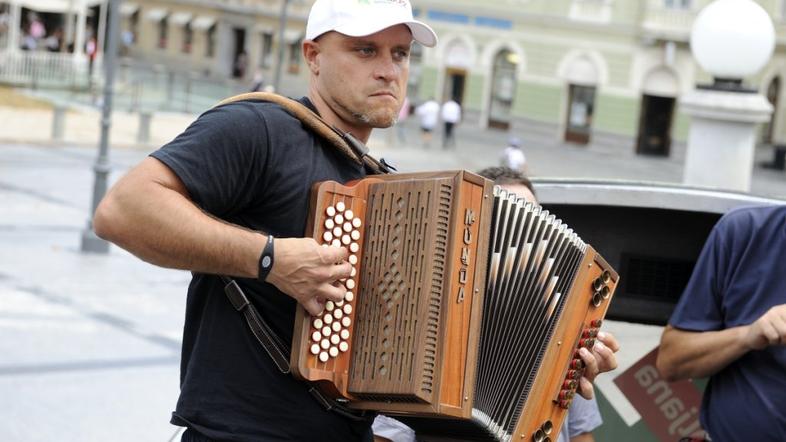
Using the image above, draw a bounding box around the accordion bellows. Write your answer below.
[291,171,617,442]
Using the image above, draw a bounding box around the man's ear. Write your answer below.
[303,40,320,75]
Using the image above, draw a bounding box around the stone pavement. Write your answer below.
[1,102,785,441]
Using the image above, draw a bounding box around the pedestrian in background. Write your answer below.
[440,97,461,149]
[415,97,439,148]
[500,136,527,173]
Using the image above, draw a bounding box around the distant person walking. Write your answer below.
[415,97,439,148]
[500,136,527,172]
[441,98,461,149]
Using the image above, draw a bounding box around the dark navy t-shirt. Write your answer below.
[150,98,372,441]
[669,205,786,441]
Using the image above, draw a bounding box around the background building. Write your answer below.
[3,0,785,156]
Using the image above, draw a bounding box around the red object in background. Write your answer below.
[614,347,705,442]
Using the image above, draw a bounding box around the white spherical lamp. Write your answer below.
[690,0,775,85]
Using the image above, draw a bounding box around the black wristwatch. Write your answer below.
[257,235,275,282]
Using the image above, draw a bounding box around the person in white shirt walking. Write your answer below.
[415,98,440,148]
[440,98,461,149]
[500,136,527,172]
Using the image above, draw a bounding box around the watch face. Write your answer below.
[261,255,272,269]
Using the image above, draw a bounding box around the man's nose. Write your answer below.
[373,55,401,82]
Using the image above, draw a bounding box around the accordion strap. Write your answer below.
[215,92,394,175]
[219,276,371,422]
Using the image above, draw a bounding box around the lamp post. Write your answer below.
[273,0,291,93]
[681,0,775,192]
[80,0,120,253]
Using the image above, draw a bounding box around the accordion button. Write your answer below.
[591,319,603,328]
[329,346,339,358]
[345,291,355,302]
[342,235,351,245]
[336,299,345,307]
[350,267,357,277]
[321,339,330,350]
[326,301,335,311]
[331,239,341,248]
[346,279,356,290]
[324,218,335,230]
[334,309,343,319]
[350,243,359,253]
[340,329,350,340]
[335,214,345,225]
[310,344,320,355]
[343,304,353,314]
[319,351,329,362]
[349,255,358,265]
[351,230,360,241]
[345,210,354,220]
[313,318,323,329]
[330,334,340,345]
[332,322,341,332]
[341,317,351,327]
[344,222,353,233]
[352,218,362,228]
[323,314,333,324]
[336,201,346,212]
[559,400,570,409]
[339,341,349,352]
[333,227,343,237]
[322,231,333,243]
[326,206,336,217]
[322,326,332,337]
[311,331,321,342]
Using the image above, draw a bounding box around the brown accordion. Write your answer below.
[291,171,617,442]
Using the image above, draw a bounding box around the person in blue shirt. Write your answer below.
[657,205,786,442]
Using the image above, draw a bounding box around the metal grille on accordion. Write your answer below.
[291,171,617,442]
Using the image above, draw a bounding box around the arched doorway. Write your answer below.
[637,67,679,156]
[487,49,518,130]
[563,55,599,145]
[443,39,471,104]
[761,76,780,145]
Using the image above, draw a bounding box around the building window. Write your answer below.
[565,84,596,145]
[182,23,193,53]
[287,40,301,74]
[664,0,691,9]
[158,18,168,49]
[488,49,518,130]
[260,32,273,68]
[206,25,216,58]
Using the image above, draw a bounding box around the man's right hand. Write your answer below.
[265,238,352,316]
[743,304,786,350]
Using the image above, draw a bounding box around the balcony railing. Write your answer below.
[0,50,94,89]
[641,4,697,40]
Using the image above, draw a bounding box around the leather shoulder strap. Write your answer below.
[216,92,392,175]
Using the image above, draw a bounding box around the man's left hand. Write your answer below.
[576,331,619,399]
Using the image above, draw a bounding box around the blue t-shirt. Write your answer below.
[669,205,786,442]
[556,396,603,442]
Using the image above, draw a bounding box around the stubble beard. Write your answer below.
[336,98,399,129]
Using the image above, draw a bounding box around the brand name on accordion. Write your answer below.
[456,208,476,304]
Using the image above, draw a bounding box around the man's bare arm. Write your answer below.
[94,157,350,315]
[657,304,786,381]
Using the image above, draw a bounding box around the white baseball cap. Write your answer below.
[306,0,438,48]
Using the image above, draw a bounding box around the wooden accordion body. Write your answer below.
[291,171,618,442]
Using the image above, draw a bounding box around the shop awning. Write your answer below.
[145,8,169,22]
[170,12,193,26]
[191,15,216,30]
